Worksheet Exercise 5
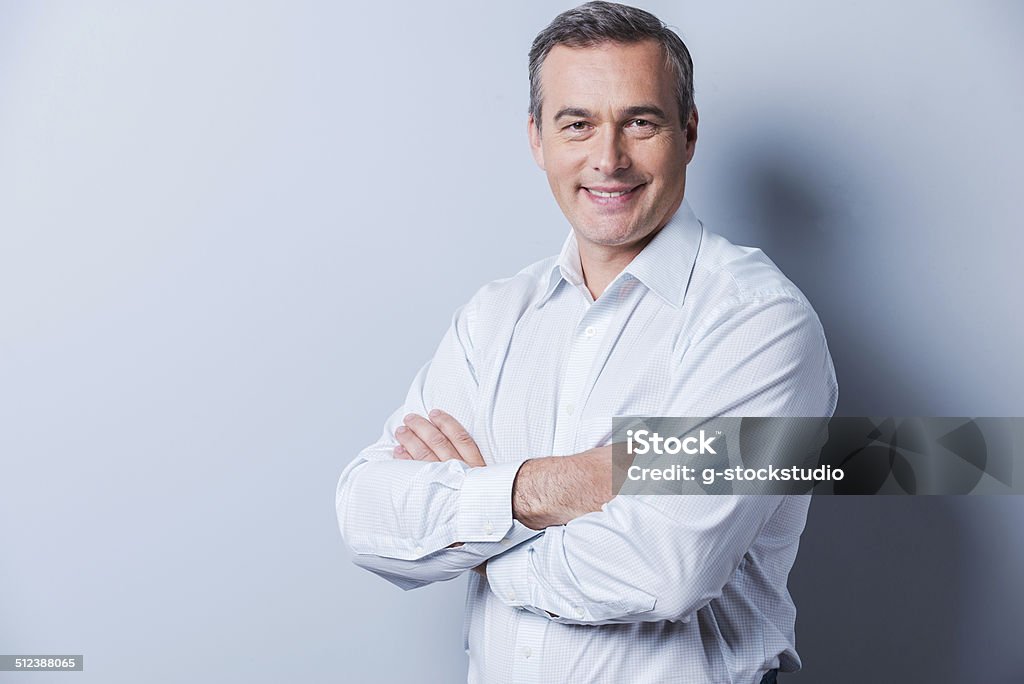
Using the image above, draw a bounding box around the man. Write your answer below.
[336,2,837,682]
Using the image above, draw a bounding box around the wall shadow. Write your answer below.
[720,138,1007,680]
[787,496,964,682]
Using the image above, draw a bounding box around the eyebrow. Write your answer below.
[552,104,669,123]
[553,107,592,122]
[622,105,668,121]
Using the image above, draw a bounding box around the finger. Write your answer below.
[395,424,439,462]
[403,413,463,462]
[428,409,486,467]
[393,444,413,460]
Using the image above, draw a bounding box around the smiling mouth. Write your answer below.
[582,183,645,202]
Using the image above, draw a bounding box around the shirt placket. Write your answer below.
[509,610,546,684]
[552,299,614,455]
[507,295,615,684]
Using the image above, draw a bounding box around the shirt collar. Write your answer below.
[536,200,703,309]
[536,229,586,306]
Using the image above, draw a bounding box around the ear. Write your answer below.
[684,106,698,165]
[528,114,545,170]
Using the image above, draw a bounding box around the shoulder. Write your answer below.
[679,228,827,336]
[452,254,557,348]
[678,227,834,358]
[681,229,839,416]
[468,255,557,312]
[689,229,810,309]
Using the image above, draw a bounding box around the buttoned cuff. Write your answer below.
[482,539,534,610]
[486,543,583,620]
[484,527,658,624]
[457,461,524,543]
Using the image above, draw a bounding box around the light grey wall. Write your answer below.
[0,2,1021,682]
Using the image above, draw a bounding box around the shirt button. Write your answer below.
[564,403,575,416]
[521,646,532,659]
[584,326,597,338]
[484,522,494,535]
[508,592,517,602]
[576,607,585,619]
[415,546,424,555]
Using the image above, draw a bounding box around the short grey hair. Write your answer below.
[528,1,695,130]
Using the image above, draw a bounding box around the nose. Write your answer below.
[592,125,631,176]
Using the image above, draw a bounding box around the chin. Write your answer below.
[578,221,648,247]
[588,233,638,247]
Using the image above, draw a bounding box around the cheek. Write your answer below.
[544,146,586,186]
[649,148,688,189]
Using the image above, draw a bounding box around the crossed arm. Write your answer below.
[341,409,789,624]
[336,294,837,624]
[337,401,613,591]
[393,409,613,532]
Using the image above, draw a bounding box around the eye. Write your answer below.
[562,121,594,139]
[626,118,659,137]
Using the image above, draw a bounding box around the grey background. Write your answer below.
[1,1,1021,682]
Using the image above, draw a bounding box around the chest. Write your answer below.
[473,288,686,462]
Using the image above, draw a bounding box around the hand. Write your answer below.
[393,409,486,467]
[394,410,486,556]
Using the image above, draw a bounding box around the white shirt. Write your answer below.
[336,201,838,684]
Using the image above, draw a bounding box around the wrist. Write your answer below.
[511,458,547,530]
[511,449,613,529]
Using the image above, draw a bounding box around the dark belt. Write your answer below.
[759,670,779,684]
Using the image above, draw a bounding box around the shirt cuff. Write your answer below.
[482,539,534,610]
[457,461,524,543]
[486,540,581,620]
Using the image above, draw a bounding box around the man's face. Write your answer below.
[529,40,697,252]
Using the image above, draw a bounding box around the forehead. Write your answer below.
[539,40,678,119]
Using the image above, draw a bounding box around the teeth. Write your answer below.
[587,188,631,198]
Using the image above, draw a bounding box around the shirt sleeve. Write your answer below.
[336,303,541,590]
[483,294,838,623]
